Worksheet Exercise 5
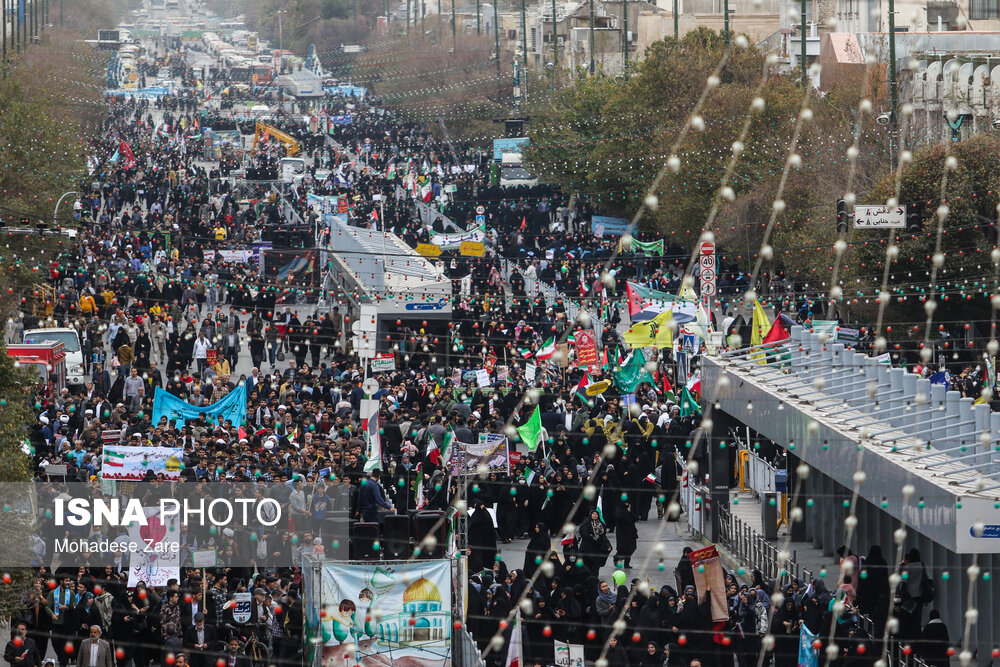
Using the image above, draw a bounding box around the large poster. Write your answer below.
[449,434,510,475]
[126,506,181,587]
[101,446,184,481]
[689,544,728,621]
[151,383,247,431]
[313,561,452,667]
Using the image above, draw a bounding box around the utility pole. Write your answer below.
[888,0,897,171]
[520,0,526,66]
[673,0,677,38]
[476,0,480,33]
[551,0,557,68]
[588,0,594,74]
[723,0,729,46]
[622,0,627,68]
[493,0,499,76]
[799,0,806,85]
[450,0,455,46]
[2,0,6,61]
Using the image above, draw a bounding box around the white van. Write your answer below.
[281,157,306,183]
[22,327,86,388]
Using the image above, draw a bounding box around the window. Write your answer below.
[970,0,999,18]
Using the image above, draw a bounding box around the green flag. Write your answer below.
[614,351,655,394]
[679,386,702,417]
[516,406,543,451]
[631,239,664,256]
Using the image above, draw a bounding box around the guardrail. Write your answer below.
[716,505,812,586]
[738,447,776,496]
[452,626,486,667]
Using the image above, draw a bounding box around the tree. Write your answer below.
[847,135,1000,325]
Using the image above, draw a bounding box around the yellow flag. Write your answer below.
[751,299,771,364]
[623,319,658,349]
[653,310,674,349]
[677,280,699,302]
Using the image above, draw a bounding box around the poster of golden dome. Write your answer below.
[309,560,452,667]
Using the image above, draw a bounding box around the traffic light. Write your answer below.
[907,202,923,232]
[836,198,848,233]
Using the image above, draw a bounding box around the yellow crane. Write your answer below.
[251,121,300,156]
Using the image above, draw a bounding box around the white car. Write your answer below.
[22,327,86,388]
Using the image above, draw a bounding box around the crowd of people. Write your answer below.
[2,29,962,667]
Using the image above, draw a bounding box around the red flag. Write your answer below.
[119,139,136,169]
[519,216,527,231]
[762,313,793,345]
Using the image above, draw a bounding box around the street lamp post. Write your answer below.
[622,0,627,68]
[520,0,526,67]
[888,0,898,171]
[552,0,557,69]
[799,0,806,85]
[493,0,499,75]
[53,191,77,228]
[588,0,594,74]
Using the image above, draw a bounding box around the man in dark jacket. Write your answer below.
[358,469,393,523]
[182,613,217,667]
[4,622,41,667]
[161,623,184,667]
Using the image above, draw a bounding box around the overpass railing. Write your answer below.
[720,327,1000,487]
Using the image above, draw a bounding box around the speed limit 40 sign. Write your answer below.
[699,242,716,308]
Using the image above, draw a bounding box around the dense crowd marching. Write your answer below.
[0,33,961,667]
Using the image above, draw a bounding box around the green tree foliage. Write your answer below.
[847,135,1000,324]
[524,28,891,281]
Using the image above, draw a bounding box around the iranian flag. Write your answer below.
[426,435,441,465]
[504,610,522,667]
[519,347,533,359]
[536,337,556,360]
[413,463,426,509]
[386,162,396,180]
[420,182,433,202]
[104,450,125,467]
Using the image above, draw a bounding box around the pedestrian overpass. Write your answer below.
[702,325,1000,659]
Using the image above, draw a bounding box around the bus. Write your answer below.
[253,64,272,84]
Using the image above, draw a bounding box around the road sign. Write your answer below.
[475,205,485,215]
[475,214,486,225]
[699,242,716,309]
[854,205,905,228]
[362,377,380,395]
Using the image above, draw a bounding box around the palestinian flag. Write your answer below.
[104,450,125,467]
[574,373,594,406]
[661,374,676,403]
[536,337,556,360]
